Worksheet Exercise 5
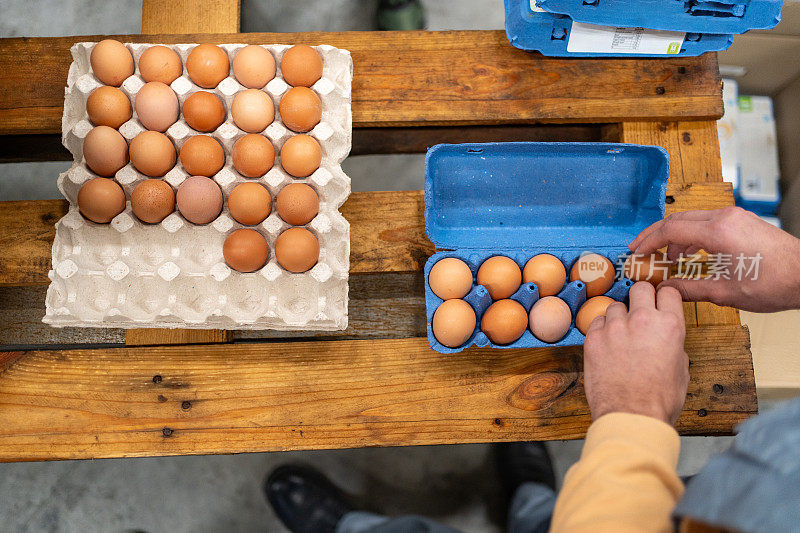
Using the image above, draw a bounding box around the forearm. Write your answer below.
[551,413,684,533]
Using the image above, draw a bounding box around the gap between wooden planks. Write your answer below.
[0,32,723,135]
[0,325,755,461]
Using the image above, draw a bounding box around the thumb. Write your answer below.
[658,278,728,305]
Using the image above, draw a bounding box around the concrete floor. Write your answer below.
[1,1,744,531]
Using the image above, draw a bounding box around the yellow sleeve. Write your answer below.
[550,413,684,533]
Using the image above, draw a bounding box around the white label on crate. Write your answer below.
[567,22,685,55]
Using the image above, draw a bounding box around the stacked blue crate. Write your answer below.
[505,0,735,56]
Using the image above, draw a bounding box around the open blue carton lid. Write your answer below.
[535,0,782,35]
[505,0,733,57]
[423,142,670,354]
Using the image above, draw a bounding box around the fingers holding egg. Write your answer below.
[576,296,616,335]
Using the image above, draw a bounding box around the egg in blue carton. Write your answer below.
[423,142,669,354]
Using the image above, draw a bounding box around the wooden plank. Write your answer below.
[126,0,241,347]
[0,324,755,461]
[0,32,723,135]
[620,120,740,326]
[142,0,241,34]
[0,183,736,287]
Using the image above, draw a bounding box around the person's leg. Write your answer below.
[336,512,460,533]
[495,442,557,533]
[507,482,556,533]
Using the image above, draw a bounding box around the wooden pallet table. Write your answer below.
[0,0,755,462]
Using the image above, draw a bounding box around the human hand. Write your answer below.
[629,206,800,313]
[583,282,689,425]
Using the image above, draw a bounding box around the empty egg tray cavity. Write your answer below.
[45,41,352,330]
[423,142,670,353]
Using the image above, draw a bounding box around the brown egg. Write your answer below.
[179,135,225,177]
[232,45,275,89]
[130,179,175,223]
[523,254,567,297]
[576,296,616,335]
[82,125,129,177]
[279,87,322,133]
[432,299,476,348]
[134,81,179,132]
[176,176,223,224]
[481,299,528,345]
[232,134,275,178]
[529,296,572,343]
[275,227,319,273]
[138,45,183,85]
[624,252,669,287]
[182,91,226,132]
[77,177,126,223]
[223,229,270,273]
[129,131,176,177]
[570,253,616,298]
[280,45,323,87]
[276,183,319,226]
[186,44,230,88]
[228,182,272,225]
[428,257,473,300]
[231,89,274,133]
[477,256,522,300]
[280,134,321,178]
[86,86,132,129]
[90,39,134,86]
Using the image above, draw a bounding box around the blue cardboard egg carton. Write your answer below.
[505,0,733,57]
[423,142,670,354]
[536,0,783,34]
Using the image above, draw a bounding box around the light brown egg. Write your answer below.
[82,125,129,177]
[134,81,179,132]
[223,229,270,273]
[523,254,566,297]
[228,182,272,226]
[138,45,183,85]
[182,91,225,132]
[529,296,572,343]
[576,296,616,335]
[477,256,522,300]
[176,176,223,224]
[428,257,473,300]
[280,134,321,178]
[90,39,134,86]
[232,134,275,178]
[179,135,225,177]
[279,87,322,133]
[130,179,175,224]
[276,183,319,226]
[77,177,126,223]
[129,131,176,177]
[280,45,323,87]
[432,299,476,348]
[275,227,319,273]
[481,299,528,345]
[232,45,275,89]
[86,86,132,129]
[624,252,669,287]
[186,44,230,88]
[570,253,615,298]
[231,89,274,133]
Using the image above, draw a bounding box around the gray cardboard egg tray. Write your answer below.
[44,42,352,330]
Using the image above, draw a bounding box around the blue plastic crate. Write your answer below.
[536,0,782,34]
[505,0,733,57]
[424,142,670,354]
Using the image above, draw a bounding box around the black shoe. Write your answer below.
[494,442,556,497]
[265,464,354,533]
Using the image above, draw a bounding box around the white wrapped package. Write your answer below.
[44,42,352,330]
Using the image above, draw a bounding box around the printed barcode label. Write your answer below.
[567,21,685,55]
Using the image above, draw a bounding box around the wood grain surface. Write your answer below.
[0,32,723,135]
[0,324,755,461]
[0,183,734,287]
